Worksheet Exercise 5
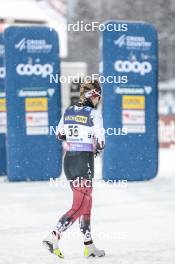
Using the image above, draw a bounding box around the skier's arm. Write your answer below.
[92,110,105,154]
[57,114,66,141]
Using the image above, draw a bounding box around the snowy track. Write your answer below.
[0,149,175,264]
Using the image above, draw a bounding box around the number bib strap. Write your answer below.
[67,142,93,152]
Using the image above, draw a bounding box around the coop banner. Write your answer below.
[5,26,61,181]
[0,33,7,175]
[102,21,158,181]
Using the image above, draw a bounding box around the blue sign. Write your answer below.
[4,26,62,181]
[0,33,7,176]
[102,22,158,181]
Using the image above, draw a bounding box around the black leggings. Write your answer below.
[64,151,94,181]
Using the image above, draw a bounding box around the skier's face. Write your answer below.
[92,96,101,107]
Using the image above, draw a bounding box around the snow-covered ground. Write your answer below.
[0,149,175,264]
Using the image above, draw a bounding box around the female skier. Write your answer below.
[43,79,105,258]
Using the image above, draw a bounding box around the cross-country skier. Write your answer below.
[43,79,105,258]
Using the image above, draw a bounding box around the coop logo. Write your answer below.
[114,60,152,76]
[16,63,53,78]
[15,38,52,53]
[114,35,152,49]
[0,67,5,79]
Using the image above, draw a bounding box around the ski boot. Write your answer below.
[42,231,64,259]
[84,243,105,258]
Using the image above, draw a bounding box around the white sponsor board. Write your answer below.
[25,112,48,127]
[25,112,49,135]
[0,112,7,133]
[123,124,146,134]
[26,126,49,136]
[122,110,145,125]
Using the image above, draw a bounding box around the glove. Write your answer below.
[57,132,66,141]
[94,140,105,157]
[94,149,102,157]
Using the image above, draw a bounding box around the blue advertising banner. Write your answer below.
[4,26,61,181]
[0,33,7,176]
[102,21,158,181]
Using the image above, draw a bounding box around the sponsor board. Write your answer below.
[18,88,55,98]
[25,97,48,112]
[0,33,6,175]
[0,112,7,133]
[114,86,152,95]
[25,112,49,135]
[122,110,145,125]
[25,112,48,127]
[123,124,146,133]
[4,26,61,181]
[159,115,175,148]
[0,97,6,112]
[102,21,158,181]
[122,95,145,110]
[26,126,49,136]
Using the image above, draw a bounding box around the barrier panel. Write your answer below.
[102,21,158,181]
[0,33,7,175]
[5,26,62,181]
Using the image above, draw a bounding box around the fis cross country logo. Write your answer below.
[16,64,53,78]
[114,35,126,47]
[0,67,5,79]
[114,35,152,49]
[15,38,53,53]
[114,60,152,76]
[15,38,26,51]
[0,44,5,56]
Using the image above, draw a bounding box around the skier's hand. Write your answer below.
[94,149,102,157]
[96,139,105,151]
[57,132,66,141]
[94,139,105,157]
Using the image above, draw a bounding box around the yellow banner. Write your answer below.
[122,96,145,109]
[25,97,48,112]
[0,98,6,112]
[65,115,88,124]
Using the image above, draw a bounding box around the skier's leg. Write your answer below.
[78,183,105,258]
[79,183,93,243]
[42,183,85,257]
[79,214,92,243]
[43,180,91,254]
[56,183,87,233]
[80,215,105,258]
